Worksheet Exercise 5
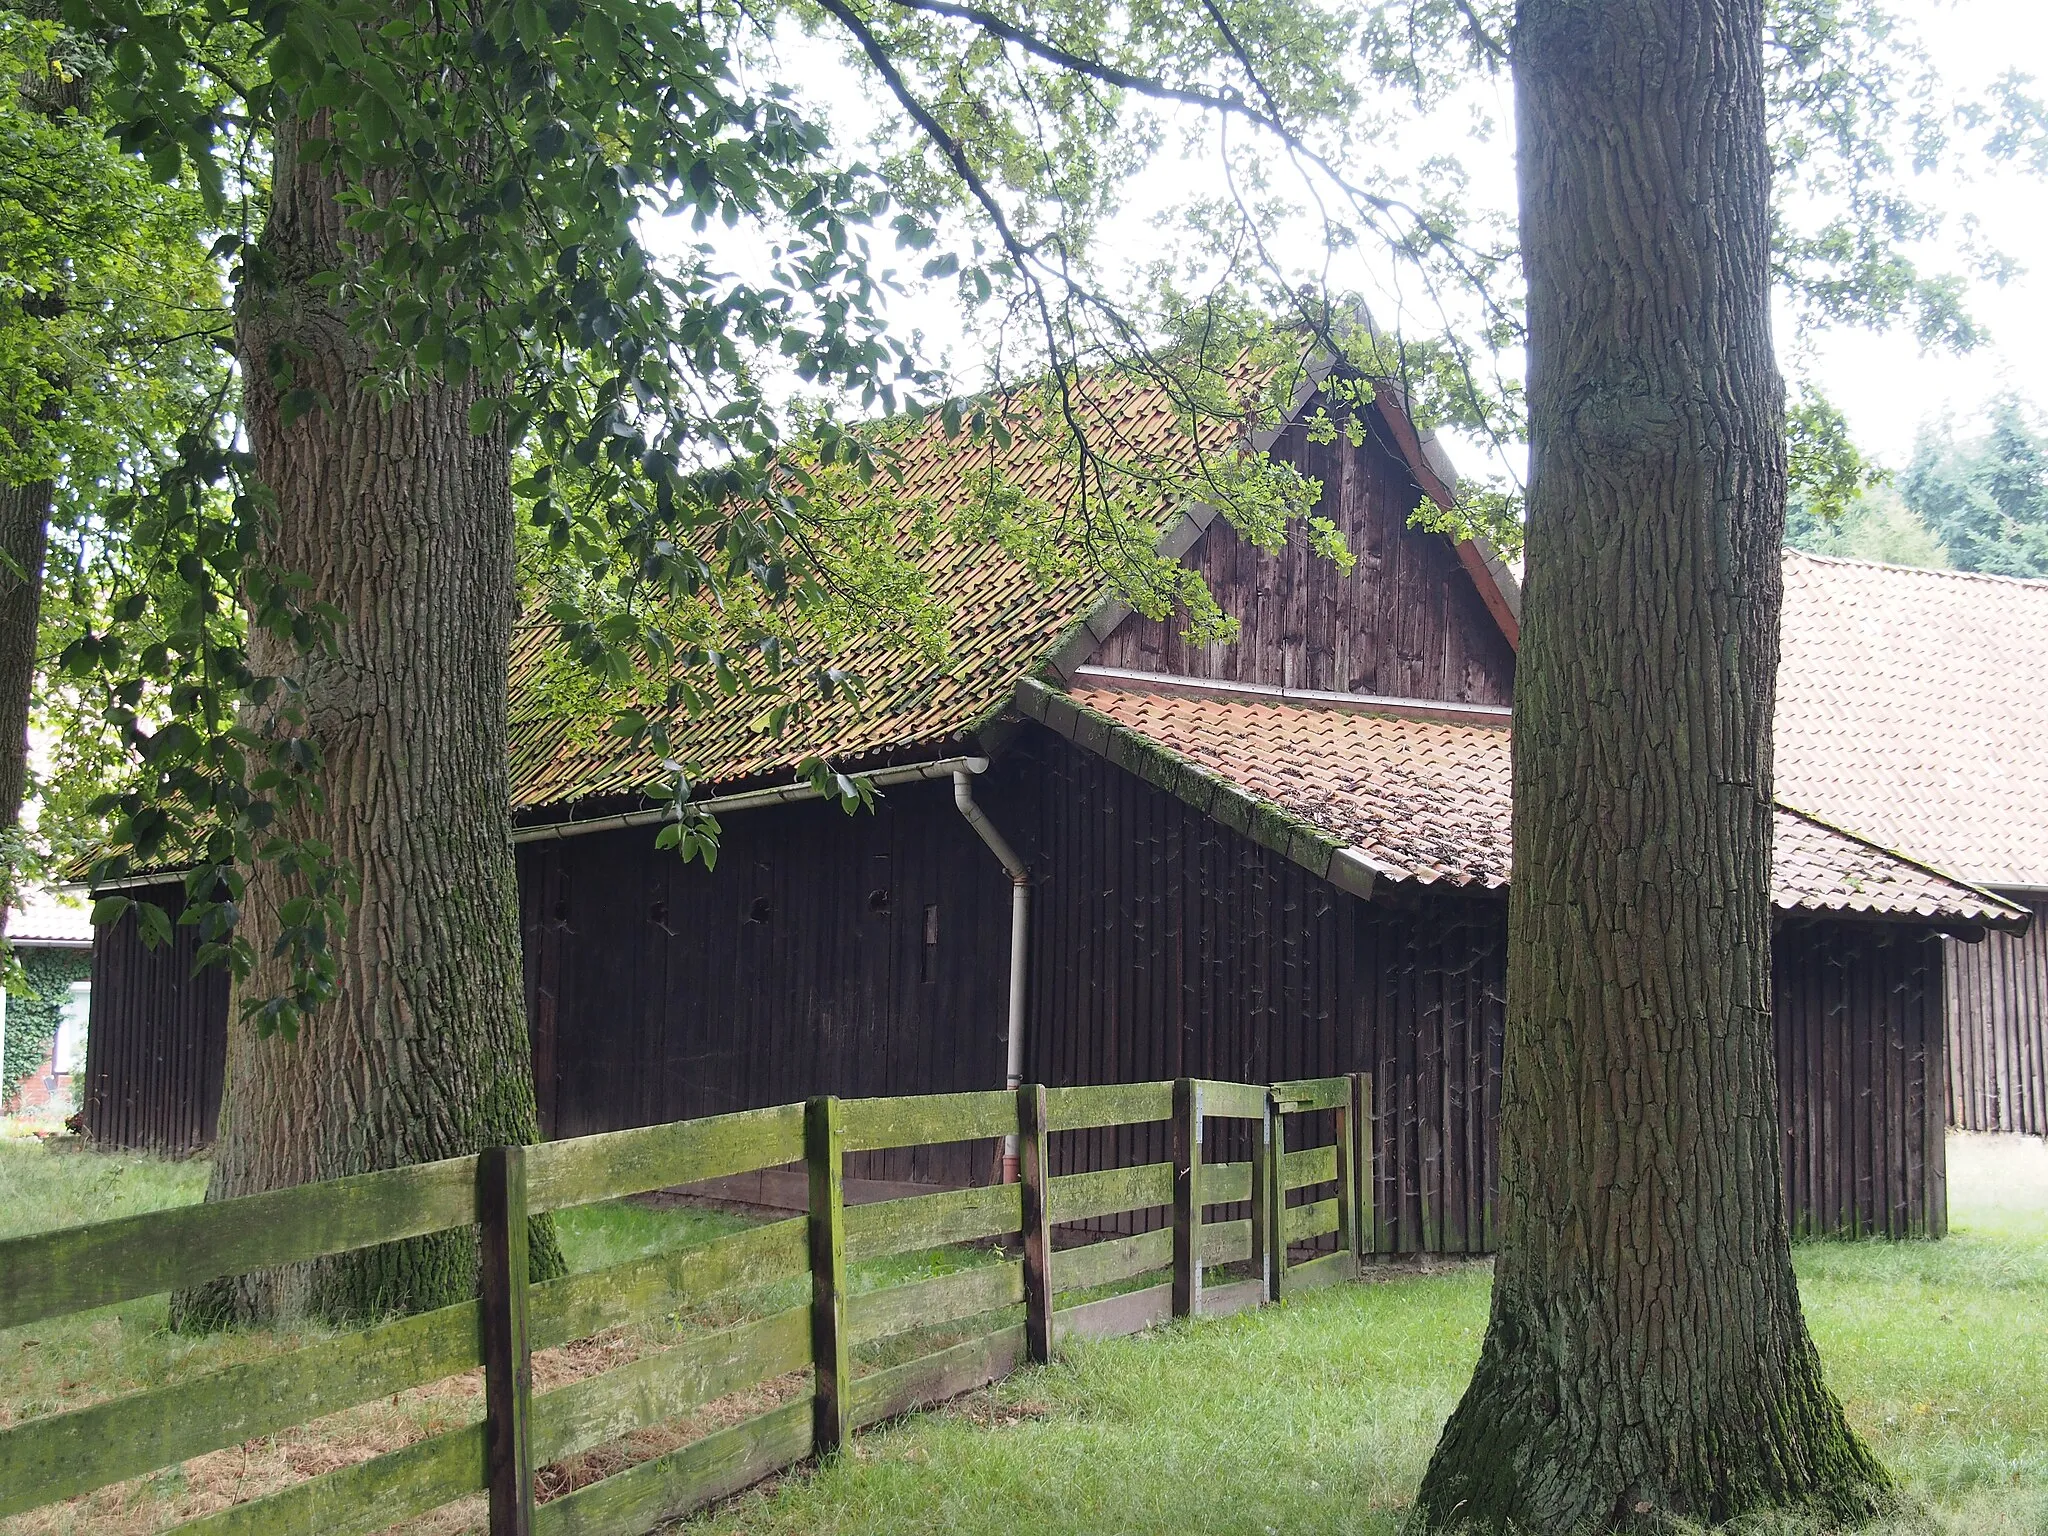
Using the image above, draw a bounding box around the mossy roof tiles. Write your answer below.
[506,370,1252,813]
[1068,683,2027,928]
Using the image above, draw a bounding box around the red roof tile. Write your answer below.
[507,369,1262,812]
[1777,550,2048,890]
[1066,682,2026,927]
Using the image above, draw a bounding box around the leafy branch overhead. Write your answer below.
[45,0,2044,1033]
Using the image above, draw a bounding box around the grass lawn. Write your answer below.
[693,1134,2048,1536]
[1,1135,2043,1534]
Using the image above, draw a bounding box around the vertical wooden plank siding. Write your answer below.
[1091,404,1517,705]
[80,744,1961,1260]
[478,1147,536,1536]
[1249,1090,1275,1300]
[81,884,230,1153]
[1945,896,2048,1136]
[1772,921,1949,1237]
[529,780,1013,1189]
[1003,729,1506,1255]
[1012,729,1953,1253]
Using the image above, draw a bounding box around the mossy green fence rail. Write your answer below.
[0,1073,1371,1535]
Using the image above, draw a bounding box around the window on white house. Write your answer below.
[54,981,90,1076]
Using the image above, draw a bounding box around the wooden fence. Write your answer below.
[0,1074,1370,1535]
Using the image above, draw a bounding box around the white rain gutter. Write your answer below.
[951,767,1031,1183]
[510,755,990,843]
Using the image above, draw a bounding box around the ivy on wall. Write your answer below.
[3,947,94,1109]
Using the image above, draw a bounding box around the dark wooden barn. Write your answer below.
[84,370,2029,1247]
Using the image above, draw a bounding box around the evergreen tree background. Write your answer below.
[1783,484,1950,567]
[1901,394,2048,577]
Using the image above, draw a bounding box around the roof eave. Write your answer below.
[1014,675,1381,901]
[1772,801,2034,935]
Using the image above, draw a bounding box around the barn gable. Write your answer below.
[1087,394,1518,706]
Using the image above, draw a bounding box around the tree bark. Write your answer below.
[175,112,561,1326]
[0,30,80,934]
[0,473,51,919]
[1412,2,1893,1529]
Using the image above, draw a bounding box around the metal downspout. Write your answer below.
[953,768,1030,1182]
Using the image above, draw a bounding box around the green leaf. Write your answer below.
[136,901,174,951]
[586,7,620,68]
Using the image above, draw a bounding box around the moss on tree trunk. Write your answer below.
[174,112,562,1328]
[1412,2,1895,1528]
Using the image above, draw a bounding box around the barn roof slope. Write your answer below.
[507,368,1263,816]
[1020,677,2028,931]
[1777,549,2048,891]
[506,355,1519,818]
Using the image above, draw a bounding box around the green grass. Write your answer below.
[697,1265,1489,1536]
[685,1166,2048,1535]
[0,1142,208,1240]
[1,1137,2043,1534]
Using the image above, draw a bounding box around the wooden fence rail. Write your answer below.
[0,1074,1373,1535]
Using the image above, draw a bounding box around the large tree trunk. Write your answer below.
[176,113,561,1326]
[0,473,51,918]
[1412,2,1893,1529]
[1,35,76,932]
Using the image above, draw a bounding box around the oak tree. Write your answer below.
[69,0,1365,1322]
[1411,0,1894,1525]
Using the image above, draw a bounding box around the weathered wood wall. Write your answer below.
[1775,919,1950,1236]
[1091,405,1517,705]
[79,737,1954,1246]
[1946,895,2048,1137]
[81,886,230,1154]
[996,727,1505,1255]
[1003,727,1950,1249]
[519,780,1015,1188]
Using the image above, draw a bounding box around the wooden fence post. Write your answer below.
[478,1145,535,1536]
[1352,1072,1375,1263]
[806,1095,852,1457]
[1269,1097,1292,1296]
[1250,1090,1275,1303]
[1018,1084,1053,1362]
[1172,1077,1203,1318]
[1333,1080,1356,1273]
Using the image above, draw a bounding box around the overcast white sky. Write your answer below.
[1799,0,2048,464]
[692,0,2048,477]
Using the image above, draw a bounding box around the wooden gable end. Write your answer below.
[1092,401,1516,706]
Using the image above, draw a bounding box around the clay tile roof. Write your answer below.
[1069,683,2027,927]
[1070,684,1515,888]
[507,370,1259,814]
[1777,549,2048,890]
